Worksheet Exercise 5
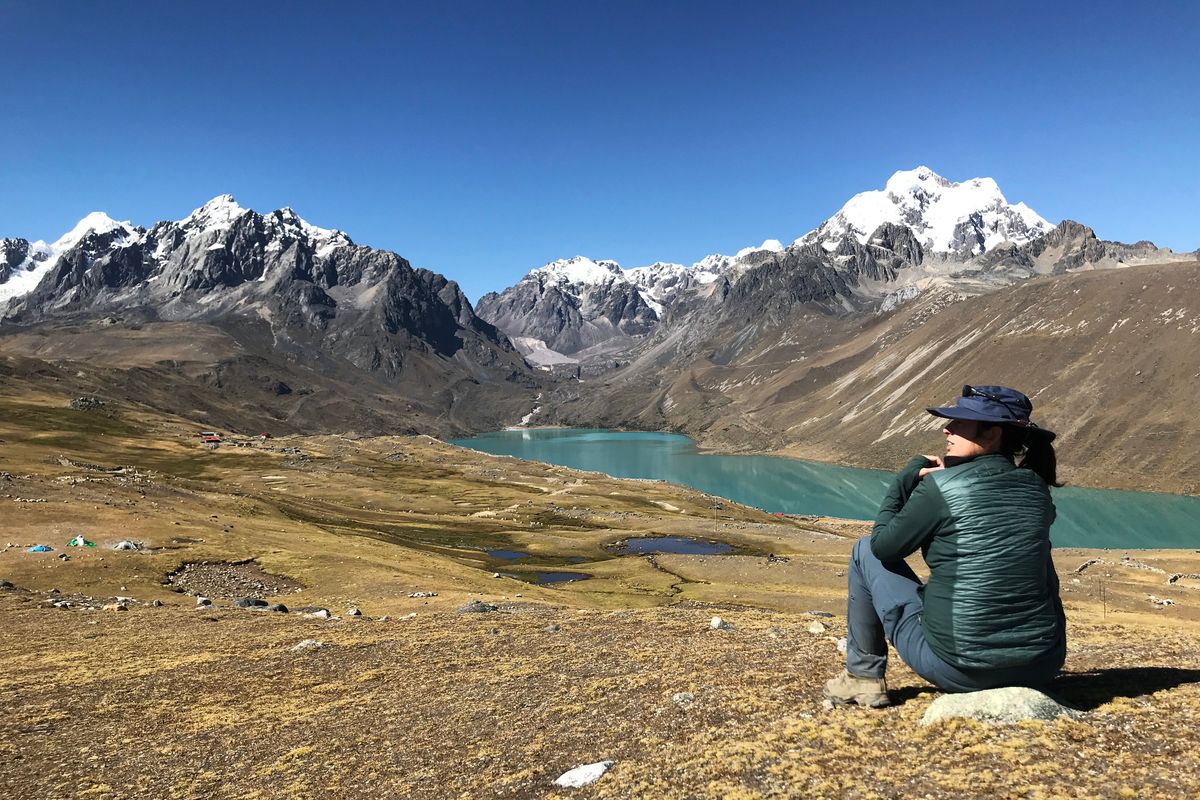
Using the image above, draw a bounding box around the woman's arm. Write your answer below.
[870,456,950,561]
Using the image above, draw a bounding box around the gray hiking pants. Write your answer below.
[844,536,1063,693]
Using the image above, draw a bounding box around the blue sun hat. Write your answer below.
[927,385,1056,441]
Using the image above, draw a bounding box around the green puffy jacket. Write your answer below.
[870,454,1066,670]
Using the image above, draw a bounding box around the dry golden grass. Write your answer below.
[2,384,1200,798]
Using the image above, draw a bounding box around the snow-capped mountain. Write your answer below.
[1,196,539,433]
[0,212,135,304]
[798,166,1052,255]
[474,256,661,363]
[476,166,1191,368]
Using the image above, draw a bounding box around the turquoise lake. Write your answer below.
[449,429,1199,550]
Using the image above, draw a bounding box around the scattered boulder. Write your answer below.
[102,602,128,612]
[266,603,289,613]
[921,687,1084,726]
[68,396,106,412]
[710,616,732,631]
[150,600,163,607]
[545,623,561,633]
[807,621,828,634]
[308,609,332,620]
[290,639,324,653]
[233,597,268,609]
[113,541,142,552]
[400,612,418,620]
[457,600,498,614]
[409,591,437,598]
[195,597,212,607]
[553,760,615,788]
[346,607,362,617]
[806,610,835,618]
[0,580,13,590]
[672,692,696,708]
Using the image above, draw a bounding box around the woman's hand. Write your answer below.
[918,455,945,479]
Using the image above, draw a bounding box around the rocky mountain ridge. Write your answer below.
[476,168,1193,368]
[0,196,541,435]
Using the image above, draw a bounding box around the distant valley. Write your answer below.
[3,168,1197,493]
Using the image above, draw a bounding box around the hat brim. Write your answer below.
[926,406,1056,441]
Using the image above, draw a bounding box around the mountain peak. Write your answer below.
[801,167,1051,255]
[51,211,132,251]
[185,194,248,230]
[883,166,954,194]
[533,256,625,286]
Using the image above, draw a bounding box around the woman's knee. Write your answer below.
[852,535,875,565]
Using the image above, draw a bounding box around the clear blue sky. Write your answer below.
[3,1,1197,302]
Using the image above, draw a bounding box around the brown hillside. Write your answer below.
[557,261,1200,494]
[1,379,1199,799]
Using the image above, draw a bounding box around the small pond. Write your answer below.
[486,549,529,560]
[614,536,734,556]
[532,571,592,584]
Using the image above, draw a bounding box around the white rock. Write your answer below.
[400,612,417,620]
[807,621,828,634]
[290,639,324,653]
[710,616,731,630]
[672,692,696,708]
[553,760,614,788]
[309,609,331,619]
[921,687,1084,726]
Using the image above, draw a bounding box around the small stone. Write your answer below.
[821,698,836,712]
[408,591,437,598]
[492,572,502,578]
[0,580,13,589]
[266,603,288,613]
[102,602,128,612]
[672,692,696,708]
[58,554,70,561]
[806,610,835,618]
[807,621,828,634]
[308,609,331,619]
[379,615,390,622]
[457,600,499,614]
[290,639,324,653]
[195,597,212,607]
[553,760,614,788]
[151,600,163,607]
[545,623,561,633]
[400,612,417,620]
[488,627,500,635]
[346,607,362,617]
[921,687,1084,726]
[837,637,848,654]
[710,616,732,630]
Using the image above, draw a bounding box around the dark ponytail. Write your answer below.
[995,426,1062,488]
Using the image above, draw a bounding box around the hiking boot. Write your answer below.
[823,669,890,708]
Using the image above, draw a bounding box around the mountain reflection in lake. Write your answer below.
[450,428,1200,550]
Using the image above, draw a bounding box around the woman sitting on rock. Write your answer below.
[824,385,1066,707]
